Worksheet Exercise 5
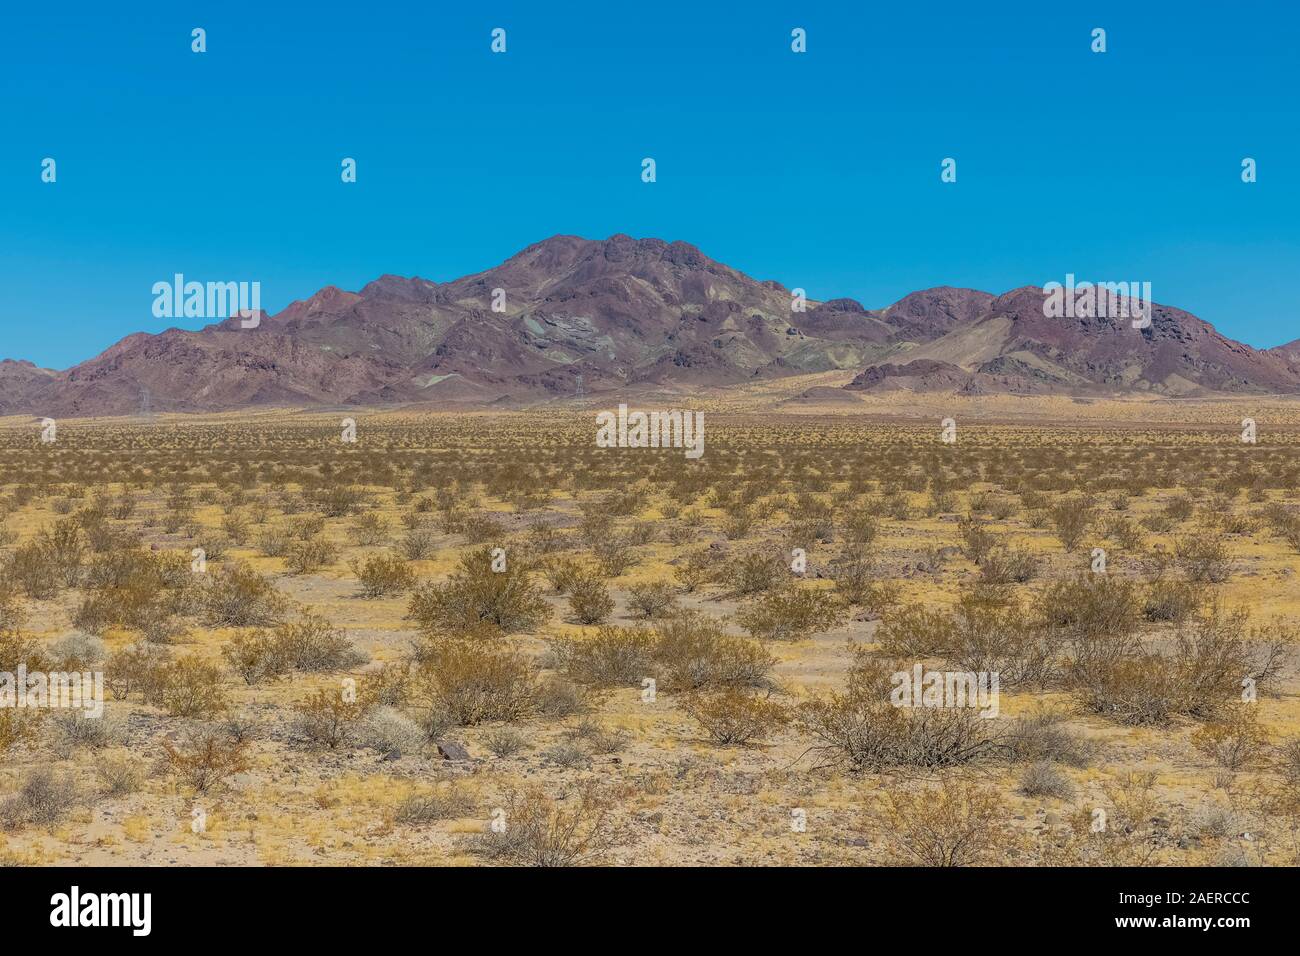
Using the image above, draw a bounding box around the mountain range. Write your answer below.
[4,234,1300,416]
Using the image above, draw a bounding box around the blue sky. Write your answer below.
[2,0,1298,369]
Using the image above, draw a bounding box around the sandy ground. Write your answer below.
[2,397,1300,866]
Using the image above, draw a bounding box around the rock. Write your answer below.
[436,740,470,761]
[380,750,401,761]
[1044,811,1062,825]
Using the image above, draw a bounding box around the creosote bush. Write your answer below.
[395,783,475,825]
[97,752,147,796]
[161,726,249,793]
[73,547,194,639]
[350,551,417,597]
[829,551,901,611]
[551,610,775,693]
[736,585,843,641]
[1048,496,1094,552]
[879,777,1007,867]
[798,652,1005,770]
[408,546,551,636]
[409,638,537,726]
[154,656,229,718]
[1071,601,1291,725]
[1191,704,1267,771]
[681,688,789,745]
[465,784,616,867]
[721,551,784,597]
[875,603,956,658]
[1175,524,1233,583]
[626,581,679,619]
[285,538,338,575]
[1,768,78,830]
[202,562,288,627]
[292,688,366,749]
[566,572,615,625]
[272,614,368,672]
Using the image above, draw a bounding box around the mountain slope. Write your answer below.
[4,235,899,415]
[847,286,1300,397]
[0,360,58,410]
[3,236,1297,415]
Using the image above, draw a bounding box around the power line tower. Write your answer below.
[139,385,155,422]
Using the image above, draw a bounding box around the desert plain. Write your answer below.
[3,386,1300,867]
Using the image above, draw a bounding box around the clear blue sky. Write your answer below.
[3,0,1298,369]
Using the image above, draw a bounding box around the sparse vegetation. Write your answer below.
[3,411,1300,868]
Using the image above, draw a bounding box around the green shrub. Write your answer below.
[681,688,789,744]
[292,687,365,749]
[408,547,551,636]
[875,603,956,658]
[1,768,77,829]
[153,656,228,717]
[409,639,537,726]
[797,652,1005,770]
[465,784,616,867]
[224,615,365,684]
[202,562,288,626]
[284,538,338,574]
[649,611,776,692]
[162,725,250,791]
[350,552,417,597]
[551,611,776,693]
[736,586,843,641]
[627,581,679,619]
[1048,496,1094,551]
[567,573,615,625]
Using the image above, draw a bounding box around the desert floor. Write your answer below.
[3,395,1300,866]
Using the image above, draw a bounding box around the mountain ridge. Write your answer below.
[4,234,1299,415]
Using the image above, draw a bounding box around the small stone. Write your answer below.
[436,740,470,761]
